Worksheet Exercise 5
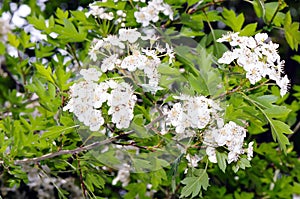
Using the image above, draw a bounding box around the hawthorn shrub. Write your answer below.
[0,0,300,198]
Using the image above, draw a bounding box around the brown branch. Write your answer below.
[187,0,225,14]
[11,130,134,165]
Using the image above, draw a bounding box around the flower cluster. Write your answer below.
[134,0,173,27]
[88,28,174,93]
[164,95,252,164]
[63,68,136,131]
[217,32,289,96]
[204,121,252,164]
[164,95,221,138]
[86,1,126,26]
[0,13,11,42]
[107,81,137,129]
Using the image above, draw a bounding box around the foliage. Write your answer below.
[0,0,300,198]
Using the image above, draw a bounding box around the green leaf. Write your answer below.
[41,125,78,139]
[284,11,292,27]
[270,119,293,152]
[180,27,205,37]
[252,0,266,20]
[27,15,47,31]
[35,63,55,84]
[188,73,209,95]
[54,65,72,91]
[216,151,227,173]
[239,23,257,36]
[85,173,105,192]
[232,157,251,173]
[55,19,87,43]
[284,21,300,51]
[95,1,126,10]
[221,8,244,32]
[180,169,209,198]
[56,8,69,20]
[150,169,167,189]
[243,94,292,153]
[0,42,6,55]
[7,33,20,48]
[291,55,300,64]
[264,106,291,119]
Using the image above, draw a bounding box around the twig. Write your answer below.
[0,63,24,92]
[268,0,282,27]
[288,120,300,138]
[187,0,225,14]
[67,44,81,68]
[77,154,87,198]
[9,130,134,165]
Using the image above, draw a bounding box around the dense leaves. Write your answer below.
[0,0,300,198]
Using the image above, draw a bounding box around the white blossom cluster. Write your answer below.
[0,13,11,42]
[204,121,253,164]
[217,32,289,96]
[0,3,46,56]
[165,95,253,164]
[134,0,173,27]
[63,68,137,131]
[86,1,127,26]
[88,28,174,93]
[164,95,221,138]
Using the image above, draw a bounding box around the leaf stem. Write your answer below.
[268,0,282,27]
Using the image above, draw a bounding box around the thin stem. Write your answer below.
[242,79,271,93]
[187,0,225,14]
[289,120,300,138]
[67,44,81,67]
[203,10,219,56]
[268,0,282,27]
[77,154,87,198]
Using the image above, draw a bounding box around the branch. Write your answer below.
[10,131,134,165]
[0,63,25,92]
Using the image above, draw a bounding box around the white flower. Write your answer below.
[0,12,12,41]
[218,51,238,64]
[254,33,268,44]
[92,83,110,108]
[121,54,147,71]
[86,4,105,18]
[278,75,290,96]
[143,5,160,22]
[134,10,151,27]
[165,43,175,64]
[88,109,105,131]
[80,68,102,82]
[162,3,173,20]
[101,54,121,72]
[206,147,217,163]
[247,141,254,160]
[217,32,240,43]
[110,106,134,129]
[11,4,31,27]
[112,164,130,187]
[88,39,104,61]
[104,35,125,49]
[186,154,202,167]
[244,63,263,84]
[228,151,240,164]
[119,28,141,43]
